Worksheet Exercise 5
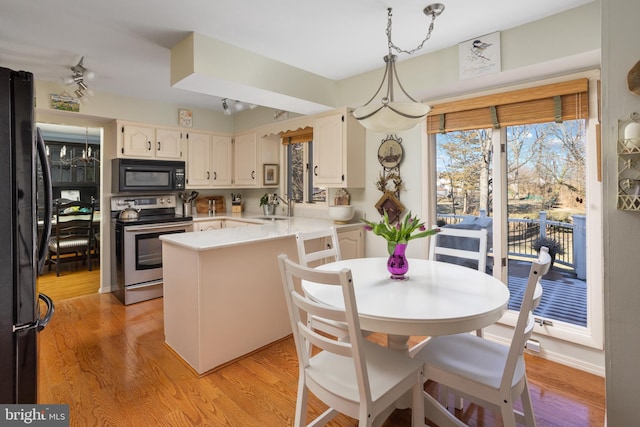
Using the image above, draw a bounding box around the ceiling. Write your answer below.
[0,0,593,114]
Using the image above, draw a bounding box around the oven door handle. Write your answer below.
[124,222,192,232]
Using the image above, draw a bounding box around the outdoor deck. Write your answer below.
[507,258,586,327]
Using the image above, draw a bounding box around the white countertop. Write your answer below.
[160,214,361,251]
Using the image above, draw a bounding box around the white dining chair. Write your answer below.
[277,254,425,427]
[429,224,489,337]
[413,247,552,427]
[429,224,489,273]
[295,226,342,268]
[295,227,351,340]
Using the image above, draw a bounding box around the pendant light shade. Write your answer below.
[353,101,432,133]
[353,5,444,133]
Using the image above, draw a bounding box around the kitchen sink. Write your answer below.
[254,216,289,221]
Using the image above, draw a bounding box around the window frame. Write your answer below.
[425,70,603,350]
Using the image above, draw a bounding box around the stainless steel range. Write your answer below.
[111,194,192,305]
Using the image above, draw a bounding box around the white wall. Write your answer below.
[602,0,640,424]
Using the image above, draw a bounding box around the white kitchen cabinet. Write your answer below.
[312,109,365,188]
[120,124,155,158]
[155,128,183,159]
[305,225,364,261]
[233,132,258,187]
[337,227,364,260]
[118,122,183,160]
[186,132,233,189]
[223,219,253,228]
[260,134,280,188]
[332,227,364,260]
[186,131,211,187]
[193,219,223,231]
[211,135,233,187]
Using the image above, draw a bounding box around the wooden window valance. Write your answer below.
[280,127,313,145]
[426,78,589,134]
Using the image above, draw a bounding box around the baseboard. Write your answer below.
[484,332,605,377]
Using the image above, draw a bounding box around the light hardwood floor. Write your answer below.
[37,261,100,302]
[38,292,605,426]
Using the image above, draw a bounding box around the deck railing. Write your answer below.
[437,211,586,277]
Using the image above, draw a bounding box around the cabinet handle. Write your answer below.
[157,141,161,151]
[213,172,217,180]
[251,170,255,179]
[147,141,152,151]
[207,171,210,180]
[314,165,318,176]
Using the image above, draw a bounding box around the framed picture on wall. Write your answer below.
[263,164,279,186]
[458,31,501,80]
[179,109,193,127]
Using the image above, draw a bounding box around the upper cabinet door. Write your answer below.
[121,125,155,158]
[155,128,182,159]
[211,135,233,187]
[186,132,211,188]
[233,132,258,187]
[313,114,344,186]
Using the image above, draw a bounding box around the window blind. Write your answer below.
[426,78,589,134]
[280,127,313,144]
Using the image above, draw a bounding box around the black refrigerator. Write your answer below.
[0,67,54,403]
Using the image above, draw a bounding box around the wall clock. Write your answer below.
[377,136,403,169]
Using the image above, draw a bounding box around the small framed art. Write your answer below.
[179,109,193,127]
[263,164,279,186]
[458,31,501,80]
[50,94,80,112]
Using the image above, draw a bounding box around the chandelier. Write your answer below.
[57,127,100,165]
[62,56,94,101]
[353,4,445,133]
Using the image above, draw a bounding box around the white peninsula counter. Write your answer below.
[160,215,363,375]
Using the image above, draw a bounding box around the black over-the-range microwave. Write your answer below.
[113,158,186,193]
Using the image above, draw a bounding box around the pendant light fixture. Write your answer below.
[353,4,445,133]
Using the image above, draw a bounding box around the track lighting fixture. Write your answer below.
[63,56,94,102]
[221,98,259,115]
[222,98,232,115]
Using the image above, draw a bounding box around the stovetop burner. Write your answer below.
[111,194,192,226]
[115,214,192,226]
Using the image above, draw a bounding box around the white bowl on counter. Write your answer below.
[328,205,355,224]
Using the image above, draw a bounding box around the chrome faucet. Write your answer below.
[276,195,294,217]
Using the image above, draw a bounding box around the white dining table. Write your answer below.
[304,257,510,350]
[302,257,511,427]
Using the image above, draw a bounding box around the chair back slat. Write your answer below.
[429,225,488,272]
[295,227,341,267]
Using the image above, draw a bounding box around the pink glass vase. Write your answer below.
[387,243,409,280]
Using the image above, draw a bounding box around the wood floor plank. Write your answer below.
[38,292,605,427]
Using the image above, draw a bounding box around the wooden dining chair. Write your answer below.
[48,199,96,276]
[277,254,425,427]
[413,247,552,427]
